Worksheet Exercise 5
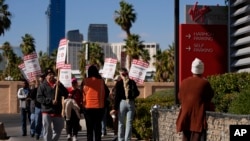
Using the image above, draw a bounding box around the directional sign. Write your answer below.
[179,24,228,83]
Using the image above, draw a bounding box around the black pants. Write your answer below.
[66,110,80,136]
[182,130,202,141]
[84,108,104,141]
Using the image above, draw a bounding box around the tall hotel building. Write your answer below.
[46,0,66,55]
[88,24,108,43]
[229,0,250,72]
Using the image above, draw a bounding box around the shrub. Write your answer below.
[228,87,250,114]
[207,72,250,112]
[133,89,175,140]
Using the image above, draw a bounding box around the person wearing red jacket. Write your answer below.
[64,78,83,141]
[176,58,214,141]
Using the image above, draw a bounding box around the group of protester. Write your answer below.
[17,65,140,141]
[16,57,216,141]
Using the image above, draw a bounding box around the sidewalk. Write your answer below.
[0,114,116,141]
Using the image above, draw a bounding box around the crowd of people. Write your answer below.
[17,57,215,141]
[17,65,140,141]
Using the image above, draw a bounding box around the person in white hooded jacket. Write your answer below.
[17,79,31,136]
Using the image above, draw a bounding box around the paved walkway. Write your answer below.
[0,114,116,141]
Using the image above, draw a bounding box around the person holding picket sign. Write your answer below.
[37,68,68,141]
[63,78,83,141]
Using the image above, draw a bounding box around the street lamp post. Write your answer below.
[174,0,180,105]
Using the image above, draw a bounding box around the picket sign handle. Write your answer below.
[55,69,60,101]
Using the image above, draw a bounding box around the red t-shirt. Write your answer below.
[67,87,83,108]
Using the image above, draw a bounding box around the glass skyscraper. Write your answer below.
[88,24,108,43]
[46,0,65,55]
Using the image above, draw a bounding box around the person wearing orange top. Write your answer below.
[82,65,109,141]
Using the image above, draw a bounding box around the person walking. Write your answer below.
[29,74,44,140]
[176,58,214,141]
[37,68,68,141]
[110,68,140,141]
[17,79,31,136]
[82,65,109,141]
[109,75,121,141]
[63,78,83,141]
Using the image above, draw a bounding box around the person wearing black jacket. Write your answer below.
[29,74,45,140]
[37,68,68,141]
[110,68,140,141]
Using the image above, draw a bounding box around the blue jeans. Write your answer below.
[20,108,31,135]
[101,107,107,135]
[30,107,42,136]
[118,100,135,141]
[42,114,64,141]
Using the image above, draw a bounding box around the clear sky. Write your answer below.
[0,0,226,53]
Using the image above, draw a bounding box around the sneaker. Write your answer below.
[72,136,77,141]
[67,134,71,141]
[101,132,107,137]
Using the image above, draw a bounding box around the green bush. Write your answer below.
[228,87,250,114]
[207,72,250,112]
[133,89,175,140]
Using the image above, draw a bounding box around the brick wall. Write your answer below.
[151,107,250,141]
[0,81,174,113]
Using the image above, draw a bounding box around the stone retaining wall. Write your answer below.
[151,107,250,141]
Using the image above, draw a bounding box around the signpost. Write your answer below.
[179,24,228,83]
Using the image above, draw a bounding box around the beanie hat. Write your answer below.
[71,78,77,83]
[44,68,55,76]
[191,58,204,74]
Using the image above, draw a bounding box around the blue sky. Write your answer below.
[0,0,226,53]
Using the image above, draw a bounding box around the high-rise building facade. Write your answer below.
[67,30,83,42]
[229,0,250,72]
[99,42,158,71]
[46,0,66,55]
[66,41,158,72]
[66,41,84,70]
[88,24,108,43]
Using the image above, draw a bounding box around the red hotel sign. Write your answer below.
[179,24,228,83]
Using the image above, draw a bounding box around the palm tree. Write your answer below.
[20,34,36,55]
[123,34,145,69]
[0,0,11,36]
[1,42,23,80]
[153,49,166,82]
[140,49,150,64]
[38,50,57,72]
[78,42,104,77]
[114,0,136,37]
[153,43,175,82]
[78,46,87,77]
[165,42,175,81]
[88,42,104,69]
